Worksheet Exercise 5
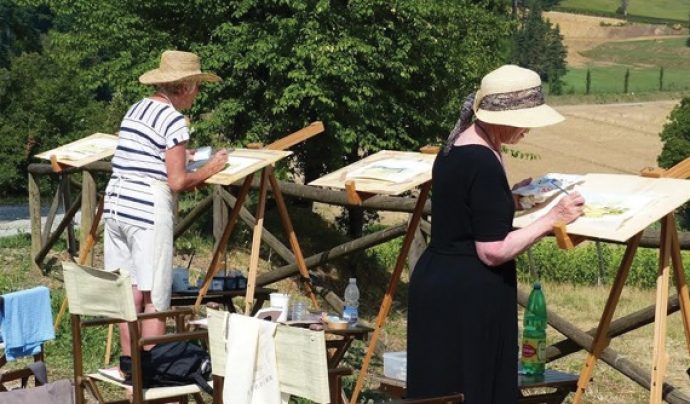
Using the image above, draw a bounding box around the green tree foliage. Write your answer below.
[2,0,511,207]
[0,0,52,69]
[197,1,511,184]
[658,98,690,228]
[510,0,567,94]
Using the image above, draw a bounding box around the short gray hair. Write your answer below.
[155,81,196,96]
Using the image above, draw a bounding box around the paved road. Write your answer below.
[0,205,81,238]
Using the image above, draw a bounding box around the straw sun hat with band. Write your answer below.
[443,64,563,154]
[139,50,221,85]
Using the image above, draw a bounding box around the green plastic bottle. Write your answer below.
[521,282,547,375]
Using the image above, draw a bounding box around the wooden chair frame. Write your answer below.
[72,307,207,404]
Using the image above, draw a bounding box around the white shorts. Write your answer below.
[104,219,157,290]
[104,179,173,311]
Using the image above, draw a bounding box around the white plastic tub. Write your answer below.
[383,351,407,381]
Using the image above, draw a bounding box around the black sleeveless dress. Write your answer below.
[407,145,518,403]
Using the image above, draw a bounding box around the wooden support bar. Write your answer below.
[350,181,432,404]
[80,171,97,266]
[194,174,255,312]
[34,190,82,268]
[650,216,672,403]
[61,175,77,257]
[573,232,642,403]
[42,183,62,245]
[552,222,586,250]
[268,168,319,308]
[265,121,325,151]
[49,155,64,173]
[669,219,690,355]
[28,172,42,276]
[345,180,375,206]
[244,169,270,315]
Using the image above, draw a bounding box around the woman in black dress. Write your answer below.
[407,65,585,403]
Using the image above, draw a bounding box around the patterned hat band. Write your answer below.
[477,85,544,112]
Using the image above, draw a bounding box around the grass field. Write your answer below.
[558,0,690,22]
[561,37,690,94]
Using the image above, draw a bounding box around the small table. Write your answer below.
[171,288,274,316]
[376,368,578,404]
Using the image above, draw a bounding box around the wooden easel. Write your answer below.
[193,122,325,314]
[551,160,690,404]
[345,146,438,404]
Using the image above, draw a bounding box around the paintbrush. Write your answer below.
[549,178,570,195]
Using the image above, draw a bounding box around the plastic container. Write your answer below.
[383,351,407,381]
[521,282,547,376]
[211,277,225,292]
[343,278,360,326]
[172,267,190,292]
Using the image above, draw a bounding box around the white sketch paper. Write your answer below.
[217,156,262,176]
[35,133,118,166]
[345,158,433,184]
[519,189,657,231]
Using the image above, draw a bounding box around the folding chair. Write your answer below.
[0,286,55,391]
[63,261,208,403]
[207,308,350,404]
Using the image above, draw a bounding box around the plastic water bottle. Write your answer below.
[521,282,547,376]
[342,278,360,326]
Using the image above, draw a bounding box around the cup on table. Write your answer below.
[269,293,289,322]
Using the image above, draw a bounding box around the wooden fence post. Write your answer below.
[80,170,97,266]
[213,184,229,265]
[28,172,42,275]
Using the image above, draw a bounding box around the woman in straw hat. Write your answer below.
[103,50,228,377]
[406,65,585,403]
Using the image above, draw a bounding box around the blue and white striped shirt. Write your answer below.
[104,98,190,229]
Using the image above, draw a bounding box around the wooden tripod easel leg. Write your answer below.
[194,174,255,312]
[669,218,690,356]
[267,169,319,309]
[650,215,672,403]
[244,169,270,316]
[573,232,642,404]
[349,182,431,404]
[54,197,105,331]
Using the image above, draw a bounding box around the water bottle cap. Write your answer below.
[533,282,541,289]
[349,278,356,283]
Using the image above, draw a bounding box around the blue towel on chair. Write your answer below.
[0,286,55,361]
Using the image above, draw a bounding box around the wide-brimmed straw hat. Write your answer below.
[472,65,563,128]
[139,50,221,85]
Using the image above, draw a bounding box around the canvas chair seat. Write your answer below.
[88,372,207,401]
[63,261,207,404]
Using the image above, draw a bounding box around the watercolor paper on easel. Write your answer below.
[309,150,436,195]
[346,158,431,184]
[514,173,690,242]
[204,148,292,185]
[35,133,118,167]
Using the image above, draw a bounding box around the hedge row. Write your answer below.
[516,238,686,289]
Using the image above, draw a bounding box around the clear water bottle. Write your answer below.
[342,278,360,326]
[521,282,547,376]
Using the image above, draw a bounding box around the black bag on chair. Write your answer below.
[142,341,212,394]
